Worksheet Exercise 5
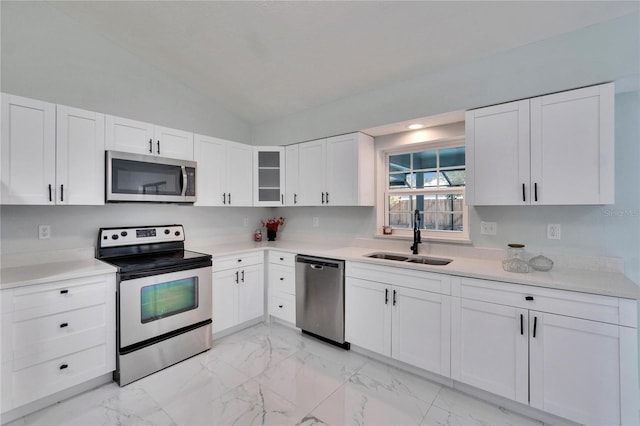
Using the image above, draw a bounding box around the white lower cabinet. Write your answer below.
[267,251,296,324]
[212,252,264,334]
[345,262,451,377]
[0,273,116,414]
[451,277,639,426]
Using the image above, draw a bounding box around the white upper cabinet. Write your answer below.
[1,94,56,205]
[56,105,105,205]
[466,82,614,205]
[1,94,105,205]
[530,84,614,205]
[194,135,253,206]
[294,132,374,206]
[285,144,299,206]
[105,115,193,160]
[253,147,285,206]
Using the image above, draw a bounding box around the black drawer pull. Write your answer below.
[279,257,284,261]
[237,259,242,262]
[520,314,523,335]
[59,364,68,370]
[278,305,283,308]
[60,322,69,328]
[279,277,284,280]
[60,289,69,294]
[522,183,526,202]
[533,316,538,338]
[525,296,534,301]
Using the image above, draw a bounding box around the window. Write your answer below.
[380,139,469,242]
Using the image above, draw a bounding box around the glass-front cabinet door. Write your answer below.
[253,147,285,206]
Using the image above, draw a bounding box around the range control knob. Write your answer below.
[121,231,128,237]
[164,229,170,235]
[111,234,119,240]
[175,231,181,237]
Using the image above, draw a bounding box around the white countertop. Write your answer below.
[2,240,639,299]
[190,240,640,300]
[0,257,117,290]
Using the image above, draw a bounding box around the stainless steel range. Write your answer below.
[96,224,212,386]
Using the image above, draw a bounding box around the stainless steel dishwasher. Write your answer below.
[295,255,349,349]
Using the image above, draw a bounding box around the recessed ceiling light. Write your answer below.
[408,124,424,130]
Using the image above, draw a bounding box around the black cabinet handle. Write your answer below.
[235,271,239,284]
[237,258,242,263]
[294,193,297,204]
[228,193,231,204]
[533,316,538,338]
[223,193,226,204]
[149,139,153,153]
[326,192,329,204]
[157,140,160,155]
[278,305,283,308]
[321,192,325,204]
[534,183,538,202]
[385,288,389,304]
[60,289,69,294]
[525,296,534,301]
[520,314,523,335]
[279,277,284,281]
[393,290,397,306]
[60,184,64,202]
[522,183,526,202]
[279,257,284,261]
[59,364,68,370]
[241,270,245,282]
[48,184,52,202]
[60,322,69,328]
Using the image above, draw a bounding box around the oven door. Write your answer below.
[118,266,211,349]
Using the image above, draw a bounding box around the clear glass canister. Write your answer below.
[502,243,531,273]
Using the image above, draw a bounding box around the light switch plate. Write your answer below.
[38,225,50,240]
[480,221,497,235]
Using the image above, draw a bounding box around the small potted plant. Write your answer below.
[261,216,285,241]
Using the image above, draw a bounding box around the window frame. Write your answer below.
[376,136,470,243]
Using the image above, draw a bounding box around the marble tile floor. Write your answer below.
[7,322,543,426]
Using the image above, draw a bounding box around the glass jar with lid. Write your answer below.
[502,243,531,273]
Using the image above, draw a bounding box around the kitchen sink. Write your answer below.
[406,256,452,266]
[365,252,452,266]
[366,253,409,261]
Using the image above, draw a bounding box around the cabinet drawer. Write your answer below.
[346,261,451,295]
[268,264,295,295]
[269,293,296,324]
[214,251,263,271]
[12,344,107,407]
[12,277,107,321]
[268,250,296,267]
[13,304,106,357]
[459,277,624,325]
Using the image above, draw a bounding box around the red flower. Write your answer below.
[261,217,285,231]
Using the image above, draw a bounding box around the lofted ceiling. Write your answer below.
[50,1,638,131]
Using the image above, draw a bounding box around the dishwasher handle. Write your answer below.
[295,255,344,270]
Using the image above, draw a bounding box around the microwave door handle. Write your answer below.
[181,166,188,197]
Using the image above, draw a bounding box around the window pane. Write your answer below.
[441,169,466,187]
[389,154,411,172]
[413,150,437,170]
[413,171,438,188]
[440,147,465,168]
[389,213,412,228]
[389,195,412,212]
[389,172,411,188]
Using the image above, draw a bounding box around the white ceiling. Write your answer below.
[51,1,638,132]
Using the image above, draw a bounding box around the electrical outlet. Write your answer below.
[38,225,50,240]
[243,217,249,227]
[312,217,319,227]
[547,224,561,240]
[480,221,497,235]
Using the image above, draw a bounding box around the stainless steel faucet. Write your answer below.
[410,209,421,255]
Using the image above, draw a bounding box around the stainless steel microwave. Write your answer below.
[106,150,196,203]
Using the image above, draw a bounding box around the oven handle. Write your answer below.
[180,166,188,197]
[118,261,212,281]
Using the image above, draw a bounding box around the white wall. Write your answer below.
[251,11,639,146]
[0,1,251,143]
